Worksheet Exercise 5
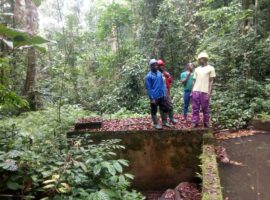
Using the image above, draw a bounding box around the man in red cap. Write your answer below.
[157,59,178,126]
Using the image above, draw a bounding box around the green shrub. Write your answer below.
[0,106,144,199]
[0,138,144,199]
[170,82,185,114]
[133,97,150,115]
[211,92,253,129]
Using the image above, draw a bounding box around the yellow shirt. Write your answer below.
[193,65,216,94]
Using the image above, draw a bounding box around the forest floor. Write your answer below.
[72,114,202,132]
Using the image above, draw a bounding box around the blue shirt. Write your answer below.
[145,71,166,100]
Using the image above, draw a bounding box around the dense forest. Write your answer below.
[0,0,270,199]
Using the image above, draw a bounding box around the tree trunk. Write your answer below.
[23,47,37,110]
[242,0,251,34]
[254,0,260,34]
[0,40,5,85]
[111,25,118,52]
[22,0,39,110]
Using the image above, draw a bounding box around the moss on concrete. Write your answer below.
[67,128,209,138]
[125,136,144,151]
[201,132,223,200]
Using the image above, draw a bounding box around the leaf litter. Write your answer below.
[72,114,204,132]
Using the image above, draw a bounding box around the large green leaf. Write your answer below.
[0,24,48,48]
[7,181,21,190]
[113,161,123,173]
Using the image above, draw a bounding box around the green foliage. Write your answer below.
[0,106,144,199]
[0,138,144,199]
[199,1,250,36]
[32,0,43,7]
[256,113,270,120]
[0,105,94,138]
[211,79,270,129]
[2,0,270,198]
[132,97,150,115]
[94,53,149,114]
[0,85,29,116]
[150,0,201,73]
[0,58,29,117]
[211,90,253,129]
[97,2,132,41]
[1,0,270,153]
[195,0,270,128]
[95,52,118,78]
[116,54,148,109]
[0,24,48,49]
[170,82,185,114]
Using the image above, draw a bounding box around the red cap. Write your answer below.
[157,59,165,66]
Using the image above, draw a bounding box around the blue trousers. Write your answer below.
[183,90,191,117]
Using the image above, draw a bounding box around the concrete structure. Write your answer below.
[67,129,208,191]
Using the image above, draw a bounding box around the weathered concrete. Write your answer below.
[74,121,102,130]
[218,133,270,200]
[67,129,208,191]
[251,118,270,132]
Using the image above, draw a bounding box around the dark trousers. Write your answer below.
[165,93,173,111]
[150,97,168,116]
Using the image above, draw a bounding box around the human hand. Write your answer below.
[205,93,210,101]
[150,100,156,105]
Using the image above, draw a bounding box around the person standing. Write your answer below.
[145,59,169,129]
[180,63,194,122]
[192,52,216,128]
[157,59,178,126]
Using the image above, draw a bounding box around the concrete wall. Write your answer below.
[68,129,207,191]
[251,119,270,132]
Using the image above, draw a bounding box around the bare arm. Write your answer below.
[208,77,214,96]
[208,66,216,96]
[191,79,196,91]
[189,78,196,96]
[181,72,191,85]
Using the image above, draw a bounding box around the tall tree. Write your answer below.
[15,0,39,110]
